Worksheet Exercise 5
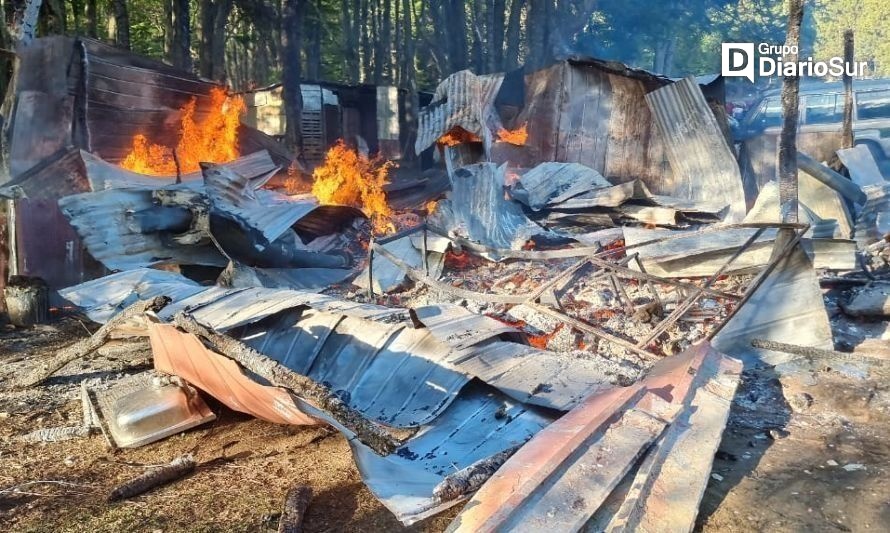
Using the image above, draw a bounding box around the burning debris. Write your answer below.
[121,88,246,176]
[310,140,395,235]
[2,18,890,533]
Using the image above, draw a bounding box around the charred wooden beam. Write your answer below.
[108,454,196,501]
[278,485,312,533]
[15,296,170,388]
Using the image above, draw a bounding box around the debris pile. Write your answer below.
[3,38,890,532]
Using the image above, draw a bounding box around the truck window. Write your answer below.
[758,98,783,128]
[857,90,890,120]
[804,94,841,124]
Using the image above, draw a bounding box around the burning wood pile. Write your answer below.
[3,37,889,533]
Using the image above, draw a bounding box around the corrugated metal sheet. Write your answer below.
[854,183,890,245]
[429,163,548,252]
[59,268,205,323]
[837,145,885,188]
[150,323,319,425]
[83,150,277,191]
[445,340,615,411]
[415,70,504,154]
[57,188,226,271]
[712,244,834,365]
[451,341,742,533]
[413,304,522,350]
[510,162,612,211]
[644,77,746,223]
[350,381,555,524]
[233,310,469,428]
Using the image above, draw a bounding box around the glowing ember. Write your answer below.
[437,126,481,146]
[311,140,395,234]
[121,88,245,175]
[497,123,528,145]
[528,324,564,349]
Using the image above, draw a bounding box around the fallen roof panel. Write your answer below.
[150,323,319,425]
[644,77,745,223]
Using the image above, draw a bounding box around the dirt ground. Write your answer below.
[1,314,889,532]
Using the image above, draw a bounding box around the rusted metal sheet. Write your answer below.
[598,346,742,532]
[450,342,738,533]
[150,323,319,425]
[645,77,746,223]
[1,148,90,200]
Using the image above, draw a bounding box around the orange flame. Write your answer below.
[311,140,395,234]
[121,88,245,175]
[437,126,481,146]
[425,200,438,215]
[497,123,528,146]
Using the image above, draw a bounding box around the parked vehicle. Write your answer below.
[733,79,890,160]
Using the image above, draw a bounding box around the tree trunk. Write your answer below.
[489,0,505,72]
[471,0,485,72]
[282,0,304,156]
[778,0,803,224]
[342,0,359,83]
[400,0,418,164]
[164,0,174,59]
[380,0,391,82]
[199,0,232,81]
[448,0,468,72]
[85,0,97,37]
[113,0,130,50]
[527,0,546,68]
[504,0,524,70]
[841,30,854,150]
[171,0,192,71]
[306,0,322,80]
[360,0,371,82]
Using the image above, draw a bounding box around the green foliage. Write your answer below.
[38,0,890,90]
[814,0,890,77]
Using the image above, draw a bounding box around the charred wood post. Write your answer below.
[108,454,196,501]
[433,445,520,502]
[777,0,804,225]
[173,313,400,456]
[278,485,312,533]
[15,296,170,388]
[841,30,854,150]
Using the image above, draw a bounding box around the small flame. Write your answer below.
[425,200,438,215]
[311,140,395,235]
[497,123,528,146]
[437,127,481,146]
[281,160,310,195]
[121,88,245,175]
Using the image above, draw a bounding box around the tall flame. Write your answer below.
[311,140,395,235]
[121,88,245,175]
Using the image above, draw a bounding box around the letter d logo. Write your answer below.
[722,43,755,83]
